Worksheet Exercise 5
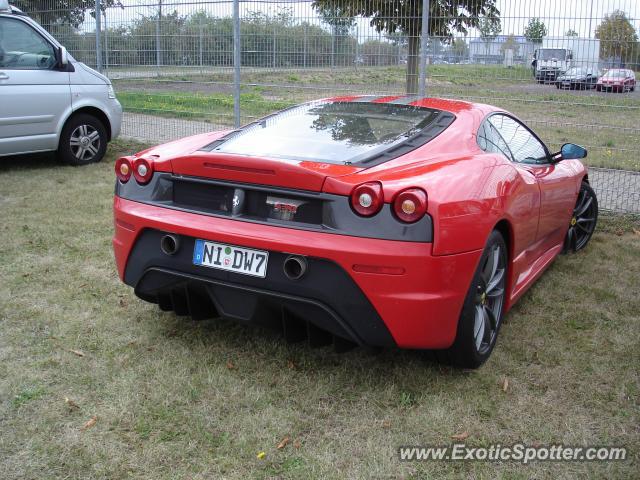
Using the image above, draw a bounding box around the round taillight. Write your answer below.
[350,182,384,217]
[133,157,154,185]
[115,157,132,183]
[393,188,427,223]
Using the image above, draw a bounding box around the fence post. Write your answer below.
[354,25,359,70]
[233,0,241,128]
[331,25,336,68]
[303,23,307,69]
[103,8,108,71]
[199,17,204,72]
[156,0,163,72]
[587,0,594,37]
[95,0,102,72]
[418,0,429,97]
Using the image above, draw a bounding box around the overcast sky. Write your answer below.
[90,0,639,41]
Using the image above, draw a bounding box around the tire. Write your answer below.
[563,181,598,253]
[440,230,508,369]
[57,114,108,166]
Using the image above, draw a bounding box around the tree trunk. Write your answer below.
[406,35,419,94]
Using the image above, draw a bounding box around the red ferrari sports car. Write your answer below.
[112,95,598,368]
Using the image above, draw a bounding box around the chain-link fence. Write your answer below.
[7,0,640,213]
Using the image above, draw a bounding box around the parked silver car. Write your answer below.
[0,0,122,165]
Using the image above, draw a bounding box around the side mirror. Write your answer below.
[554,143,587,162]
[57,46,69,68]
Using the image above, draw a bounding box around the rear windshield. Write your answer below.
[207,101,445,164]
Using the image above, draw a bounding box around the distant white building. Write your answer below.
[469,35,536,64]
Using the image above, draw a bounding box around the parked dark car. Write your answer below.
[555,67,599,90]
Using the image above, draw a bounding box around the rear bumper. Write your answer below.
[113,197,482,349]
[127,233,395,348]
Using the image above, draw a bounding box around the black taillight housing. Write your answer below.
[350,182,384,217]
[132,157,154,185]
[393,188,427,223]
[115,157,132,183]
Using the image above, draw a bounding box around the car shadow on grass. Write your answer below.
[0,152,59,173]
[151,310,471,389]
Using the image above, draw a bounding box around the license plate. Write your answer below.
[193,240,269,278]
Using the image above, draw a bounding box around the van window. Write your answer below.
[0,17,55,69]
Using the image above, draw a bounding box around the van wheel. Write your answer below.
[58,114,107,166]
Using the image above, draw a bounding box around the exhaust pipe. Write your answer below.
[160,234,180,256]
[283,255,307,281]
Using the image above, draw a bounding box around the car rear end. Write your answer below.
[112,98,482,350]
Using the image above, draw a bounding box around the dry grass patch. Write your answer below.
[0,142,639,479]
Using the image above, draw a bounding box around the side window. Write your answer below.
[477,120,513,160]
[0,18,56,70]
[488,114,548,164]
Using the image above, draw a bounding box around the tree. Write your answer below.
[565,29,579,37]
[360,40,399,66]
[524,17,547,44]
[478,15,501,60]
[312,0,500,93]
[129,10,186,66]
[450,37,468,61]
[13,0,122,30]
[500,34,519,55]
[314,3,356,68]
[385,31,408,47]
[595,10,638,63]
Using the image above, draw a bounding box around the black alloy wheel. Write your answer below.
[439,230,508,369]
[564,182,598,253]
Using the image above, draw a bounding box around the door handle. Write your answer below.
[0,72,9,80]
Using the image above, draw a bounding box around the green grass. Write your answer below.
[114,64,640,170]
[118,90,291,124]
[12,386,47,408]
[1,141,639,478]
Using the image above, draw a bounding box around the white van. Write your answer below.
[0,0,122,165]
